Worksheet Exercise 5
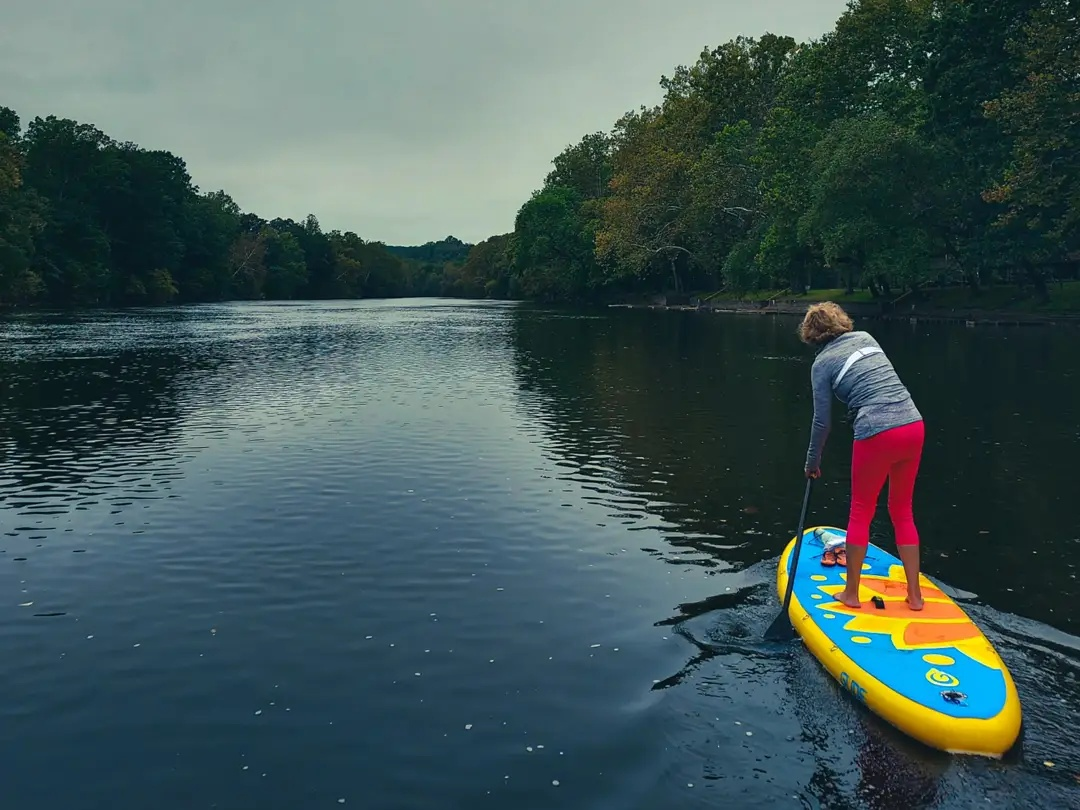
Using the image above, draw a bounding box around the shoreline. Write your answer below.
[607,296,1080,327]
[4,292,1078,328]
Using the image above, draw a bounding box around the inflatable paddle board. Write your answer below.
[777,526,1022,757]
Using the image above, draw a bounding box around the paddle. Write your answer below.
[764,476,813,641]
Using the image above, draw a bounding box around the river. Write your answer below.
[1,299,1077,809]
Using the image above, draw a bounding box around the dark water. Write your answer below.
[1,299,1078,810]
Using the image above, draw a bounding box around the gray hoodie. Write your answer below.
[805,330,922,471]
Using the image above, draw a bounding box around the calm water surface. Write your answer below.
[1,299,1078,809]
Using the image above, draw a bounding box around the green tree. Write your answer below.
[513,185,601,301]
[460,233,513,298]
[21,116,126,304]
[180,190,242,301]
[798,114,939,297]
[0,111,46,303]
[983,0,1079,263]
[544,132,614,201]
[107,146,194,303]
[264,228,309,299]
[921,0,1046,290]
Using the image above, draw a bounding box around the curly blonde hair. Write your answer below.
[798,301,854,345]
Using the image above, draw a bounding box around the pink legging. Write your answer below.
[847,420,925,547]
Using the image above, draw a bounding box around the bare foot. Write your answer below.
[835,590,861,609]
[906,592,924,611]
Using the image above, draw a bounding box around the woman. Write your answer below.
[798,302,926,610]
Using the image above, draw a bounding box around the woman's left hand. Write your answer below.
[805,466,821,479]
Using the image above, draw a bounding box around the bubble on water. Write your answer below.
[552,780,560,786]
[464,724,472,730]
[255,710,262,716]
[590,644,600,648]
[526,746,533,752]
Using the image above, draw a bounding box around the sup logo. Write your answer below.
[839,671,867,703]
[925,668,960,688]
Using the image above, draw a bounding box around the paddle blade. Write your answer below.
[763,609,795,641]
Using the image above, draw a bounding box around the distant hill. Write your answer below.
[385,236,473,264]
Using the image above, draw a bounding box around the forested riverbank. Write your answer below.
[0,104,477,307]
[458,0,1078,307]
[2,0,1076,311]
[615,280,1080,326]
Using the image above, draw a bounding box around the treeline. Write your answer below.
[4,0,1074,309]
[462,0,1078,302]
[0,106,479,307]
[385,236,472,265]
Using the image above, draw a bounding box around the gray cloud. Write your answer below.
[1,0,848,244]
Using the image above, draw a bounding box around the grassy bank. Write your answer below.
[698,282,1080,317]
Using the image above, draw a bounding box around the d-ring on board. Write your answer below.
[834,346,882,385]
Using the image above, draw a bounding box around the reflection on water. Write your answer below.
[0,300,1077,809]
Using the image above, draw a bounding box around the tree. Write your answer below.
[0,112,46,304]
[0,102,481,309]
[983,0,1079,264]
[798,114,939,296]
[513,185,601,301]
[21,116,125,304]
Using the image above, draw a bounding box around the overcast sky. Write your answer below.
[1,0,847,246]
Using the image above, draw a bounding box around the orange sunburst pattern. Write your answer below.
[816,565,1002,672]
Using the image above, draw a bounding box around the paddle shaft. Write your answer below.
[765,477,813,639]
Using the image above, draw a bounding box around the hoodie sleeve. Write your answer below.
[805,358,833,471]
